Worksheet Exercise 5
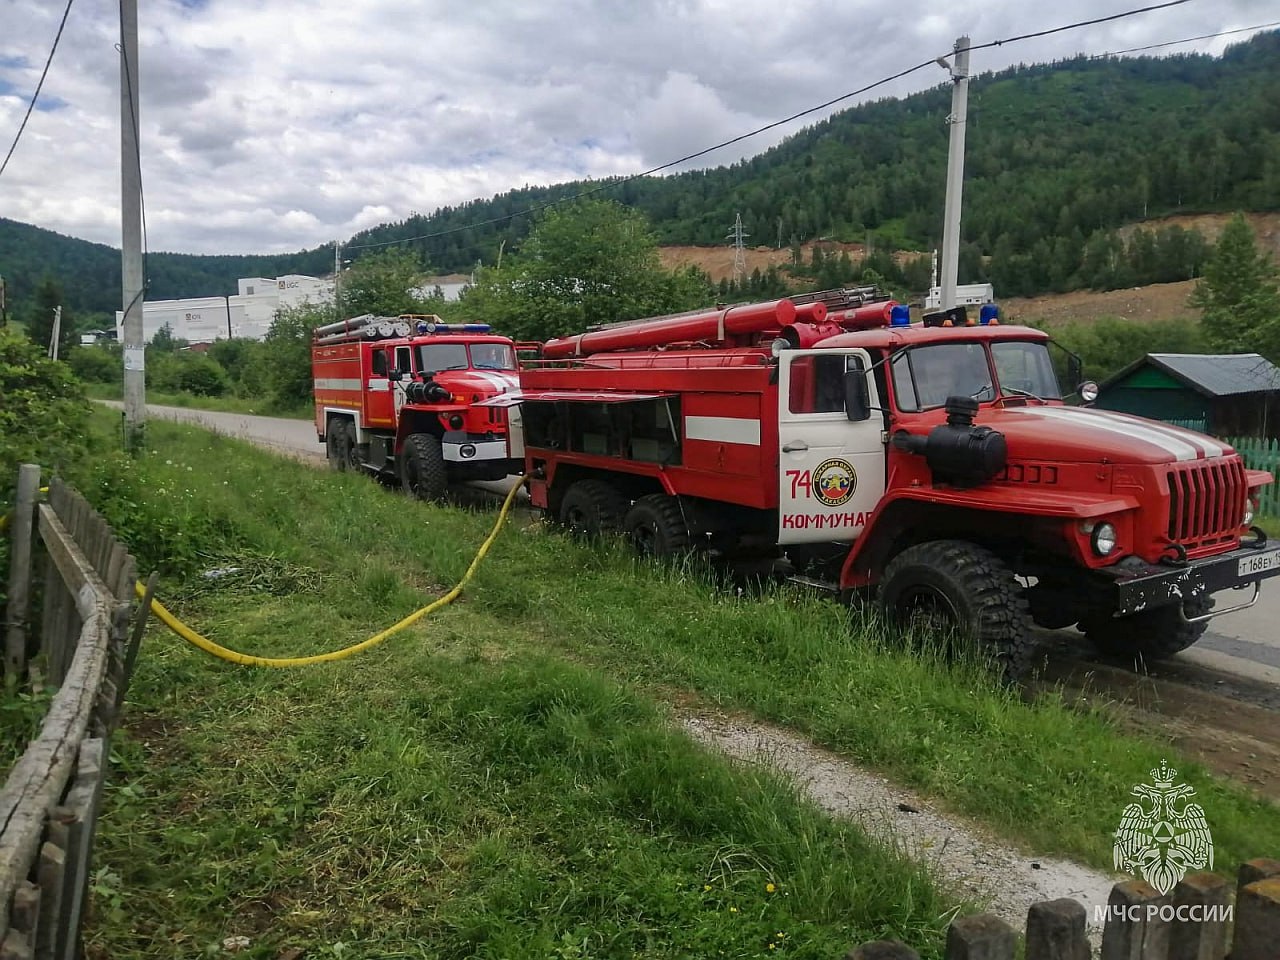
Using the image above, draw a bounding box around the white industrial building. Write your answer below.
[115,274,335,344]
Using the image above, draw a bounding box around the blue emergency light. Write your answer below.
[416,321,492,334]
[979,304,1000,325]
[890,304,912,327]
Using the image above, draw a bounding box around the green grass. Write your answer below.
[1255,514,1280,539]
[72,412,1280,955]
[83,381,311,419]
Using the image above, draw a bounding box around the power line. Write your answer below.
[1092,20,1280,58]
[346,0,1200,255]
[966,0,1196,54]
[0,0,76,180]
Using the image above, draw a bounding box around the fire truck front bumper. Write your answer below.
[441,432,510,463]
[1107,535,1280,620]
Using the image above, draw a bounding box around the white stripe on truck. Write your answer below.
[684,415,761,446]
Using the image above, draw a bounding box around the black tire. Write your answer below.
[341,421,363,471]
[1082,596,1213,660]
[558,480,629,538]
[326,417,347,471]
[879,539,1035,680]
[400,433,448,501]
[623,494,691,558]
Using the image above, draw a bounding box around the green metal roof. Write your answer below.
[1103,353,1280,398]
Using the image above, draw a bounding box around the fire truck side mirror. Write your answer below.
[388,369,403,382]
[843,370,871,422]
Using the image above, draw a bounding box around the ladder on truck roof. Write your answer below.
[311,314,493,345]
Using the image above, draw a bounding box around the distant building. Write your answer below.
[114,274,335,344]
[416,274,471,302]
[1096,353,1280,438]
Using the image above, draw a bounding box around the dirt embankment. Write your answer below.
[659,241,892,284]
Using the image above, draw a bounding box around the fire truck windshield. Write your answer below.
[990,341,1062,400]
[892,342,995,411]
[470,343,517,371]
[417,343,469,373]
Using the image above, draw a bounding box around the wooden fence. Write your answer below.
[847,860,1280,960]
[0,465,151,959]
[1228,435,1280,519]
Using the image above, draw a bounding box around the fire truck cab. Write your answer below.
[495,290,1279,678]
[312,314,522,499]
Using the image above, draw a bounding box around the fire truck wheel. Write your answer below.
[1081,596,1212,660]
[326,418,347,470]
[558,480,629,538]
[623,494,691,558]
[401,433,448,501]
[879,540,1035,681]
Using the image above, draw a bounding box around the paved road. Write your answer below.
[117,401,1280,687]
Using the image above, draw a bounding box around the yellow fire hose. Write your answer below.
[4,477,526,668]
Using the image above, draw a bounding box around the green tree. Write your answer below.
[339,248,433,317]
[24,277,76,359]
[460,200,712,341]
[1189,213,1280,358]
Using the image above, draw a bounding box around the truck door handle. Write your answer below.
[782,440,809,452]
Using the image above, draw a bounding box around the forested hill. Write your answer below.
[2,30,1277,317]
[0,218,331,320]
[351,31,1280,271]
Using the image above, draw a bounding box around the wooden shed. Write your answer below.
[1095,353,1280,438]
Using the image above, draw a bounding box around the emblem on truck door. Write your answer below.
[812,458,858,507]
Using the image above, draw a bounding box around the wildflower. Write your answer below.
[765,882,776,894]
[704,884,712,892]
[729,907,737,913]
[776,932,786,939]
[768,945,776,951]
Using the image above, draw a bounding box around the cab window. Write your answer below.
[788,354,850,414]
[395,346,413,376]
[892,343,994,411]
[469,343,516,370]
[371,348,389,377]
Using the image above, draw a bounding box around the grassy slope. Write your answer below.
[84,382,312,420]
[78,414,1280,956]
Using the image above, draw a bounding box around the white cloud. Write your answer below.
[0,0,1273,255]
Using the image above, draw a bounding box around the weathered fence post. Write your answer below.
[1099,879,1170,960]
[1024,899,1089,960]
[1231,859,1280,960]
[4,464,41,685]
[945,912,1016,960]
[1166,872,1230,960]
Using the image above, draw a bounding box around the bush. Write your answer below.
[67,344,121,383]
[146,352,230,397]
[174,355,231,396]
[0,328,87,504]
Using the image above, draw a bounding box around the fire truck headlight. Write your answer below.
[1244,497,1256,527]
[1091,521,1118,557]
[460,443,477,459]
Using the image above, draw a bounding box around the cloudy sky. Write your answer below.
[0,0,1275,255]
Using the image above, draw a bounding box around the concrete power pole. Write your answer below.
[939,35,971,312]
[120,0,145,449]
[48,306,62,360]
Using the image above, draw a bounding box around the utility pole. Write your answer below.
[939,35,971,312]
[48,306,62,360]
[0,274,7,327]
[727,213,748,287]
[332,240,342,318]
[120,0,145,450]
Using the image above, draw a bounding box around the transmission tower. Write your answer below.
[726,213,749,287]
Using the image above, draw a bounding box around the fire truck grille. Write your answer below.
[1165,457,1247,549]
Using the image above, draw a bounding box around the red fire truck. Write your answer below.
[311,314,522,499]
[487,289,1278,677]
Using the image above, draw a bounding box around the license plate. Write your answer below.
[1238,548,1280,578]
